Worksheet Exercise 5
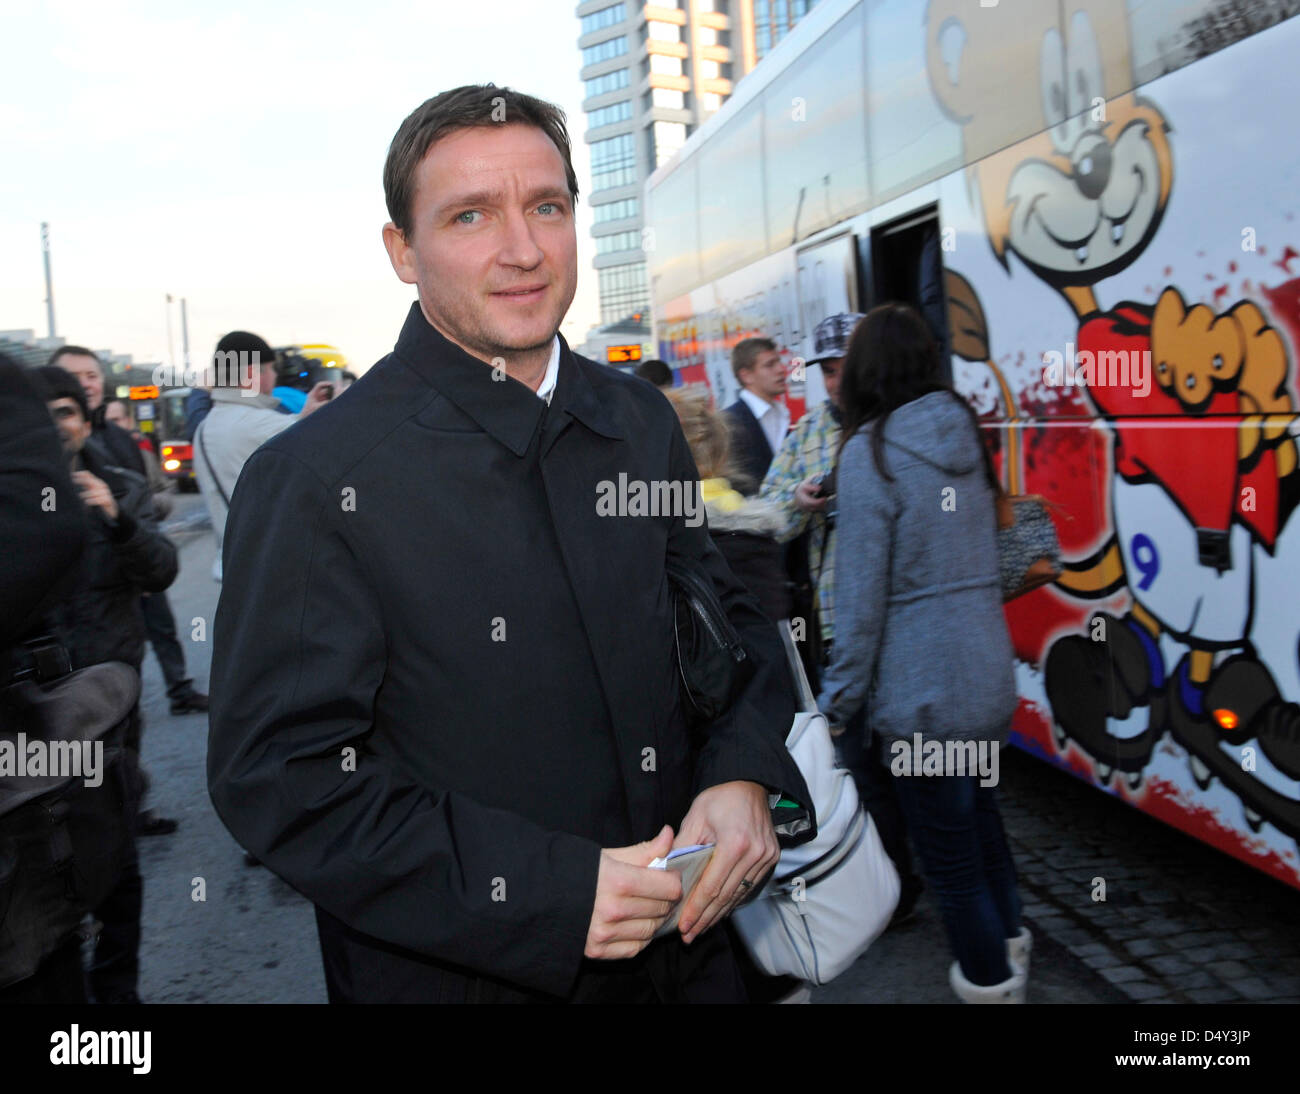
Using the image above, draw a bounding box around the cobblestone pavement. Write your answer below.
[997,747,1300,1003]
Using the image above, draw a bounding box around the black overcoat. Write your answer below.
[207,303,810,1002]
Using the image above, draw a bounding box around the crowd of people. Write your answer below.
[662,304,1027,1002]
[2,347,191,1003]
[0,333,336,1003]
[2,83,1025,1005]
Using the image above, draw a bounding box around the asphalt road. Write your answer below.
[136,495,323,1004]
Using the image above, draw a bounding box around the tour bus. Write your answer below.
[155,387,197,489]
[645,0,1300,889]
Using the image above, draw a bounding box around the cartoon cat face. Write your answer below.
[926,0,1172,289]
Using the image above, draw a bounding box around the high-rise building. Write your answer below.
[749,0,819,63]
[575,0,819,338]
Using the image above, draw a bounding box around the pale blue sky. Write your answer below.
[0,0,602,371]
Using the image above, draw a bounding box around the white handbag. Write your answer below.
[731,622,900,985]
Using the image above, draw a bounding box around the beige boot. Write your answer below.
[1007,926,1033,976]
[949,960,1027,1003]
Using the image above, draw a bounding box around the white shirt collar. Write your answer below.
[535,337,560,405]
[739,387,781,421]
[739,386,789,454]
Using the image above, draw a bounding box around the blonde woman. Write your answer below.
[666,384,790,624]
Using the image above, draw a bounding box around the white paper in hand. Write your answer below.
[647,843,715,939]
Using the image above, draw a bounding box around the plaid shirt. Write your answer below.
[759,400,842,645]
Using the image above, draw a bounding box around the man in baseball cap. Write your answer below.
[807,312,866,367]
[758,311,862,658]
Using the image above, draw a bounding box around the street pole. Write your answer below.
[41,222,56,338]
[165,293,175,369]
[180,297,191,376]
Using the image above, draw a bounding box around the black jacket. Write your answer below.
[207,304,810,1001]
[711,534,791,625]
[46,444,178,672]
[723,398,776,496]
[0,361,87,679]
[90,409,147,478]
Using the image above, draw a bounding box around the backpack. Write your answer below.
[0,659,138,987]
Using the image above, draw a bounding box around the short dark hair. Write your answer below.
[730,337,777,382]
[384,84,580,238]
[47,345,103,373]
[30,365,90,422]
[634,359,672,387]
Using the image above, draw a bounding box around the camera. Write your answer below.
[276,353,329,394]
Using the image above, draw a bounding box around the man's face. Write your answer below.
[383,124,578,362]
[104,401,130,429]
[259,363,280,397]
[740,349,788,401]
[821,356,844,408]
[62,354,104,412]
[47,398,90,455]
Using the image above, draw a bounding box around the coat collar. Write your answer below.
[393,302,623,456]
[210,387,282,411]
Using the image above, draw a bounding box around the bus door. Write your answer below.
[796,232,860,409]
[868,206,949,380]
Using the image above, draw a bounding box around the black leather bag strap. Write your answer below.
[666,557,748,666]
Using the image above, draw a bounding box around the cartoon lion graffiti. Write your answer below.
[926,0,1300,840]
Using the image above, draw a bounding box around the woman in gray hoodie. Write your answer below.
[816,303,1028,1003]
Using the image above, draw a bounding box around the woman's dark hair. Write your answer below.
[836,302,999,490]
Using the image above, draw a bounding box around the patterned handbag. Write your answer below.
[996,493,1063,601]
[945,268,1067,602]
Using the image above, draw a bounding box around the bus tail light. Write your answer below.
[1213,708,1239,732]
[160,442,191,473]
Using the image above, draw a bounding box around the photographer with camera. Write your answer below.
[192,332,332,585]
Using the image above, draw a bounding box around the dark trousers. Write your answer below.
[893,771,1020,986]
[140,591,193,702]
[0,936,87,1004]
[836,708,921,896]
[89,707,143,1003]
[314,903,747,1003]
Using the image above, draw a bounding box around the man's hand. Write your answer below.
[299,381,333,418]
[674,781,779,944]
[585,825,682,960]
[72,470,119,521]
[794,477,830,514]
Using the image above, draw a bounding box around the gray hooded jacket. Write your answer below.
[816,391,1016,744]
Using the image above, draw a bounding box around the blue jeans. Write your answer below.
[892,767,1021,986]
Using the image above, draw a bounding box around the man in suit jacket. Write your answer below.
[207,84,812,1004]
[723,338,789,495]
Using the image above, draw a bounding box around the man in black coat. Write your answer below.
[207,84,811,1003]
[51,346,207,732]
[723,338,790,496]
